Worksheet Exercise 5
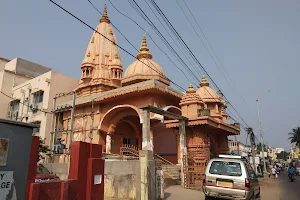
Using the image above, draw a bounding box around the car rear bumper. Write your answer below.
[203,185,251,200]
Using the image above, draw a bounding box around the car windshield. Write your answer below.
[36,164,51,174]
[209,161,242,176]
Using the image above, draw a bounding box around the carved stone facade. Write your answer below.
[54,5,240,190]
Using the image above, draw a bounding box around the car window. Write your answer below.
[36,165,51,174]
[209,161,242,176]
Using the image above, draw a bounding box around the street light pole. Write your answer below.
[256,91,270,173]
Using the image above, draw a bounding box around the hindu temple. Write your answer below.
[53,5,240,190]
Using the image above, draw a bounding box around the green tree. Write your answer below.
[38,138,50,162]
[288,127,300,147]
[276,151,289,160]
[256,142,268,154]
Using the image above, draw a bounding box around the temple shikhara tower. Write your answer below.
[53,5,240,190]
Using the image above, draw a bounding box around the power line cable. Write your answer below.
[0,91,50,114]
[48,0,186,92]
[49,0,250,131]
[179,0,254,118]
[147,0,251,127]
[128,0,203,84]
[88,0,197,86]
[176,0,253,116]
[128,0,250,128]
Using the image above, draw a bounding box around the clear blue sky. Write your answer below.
[1,0,300,151]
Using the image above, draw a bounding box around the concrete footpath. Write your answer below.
[164,185,204,200]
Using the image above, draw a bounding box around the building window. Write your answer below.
[33,90,44,105]
[31,90,44,112]
[32,121,41,135]
[8,100,20,120]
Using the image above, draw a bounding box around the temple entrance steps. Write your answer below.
[119,145,182,186]
[162,164,182,186]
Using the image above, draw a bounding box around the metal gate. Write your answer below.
[183,144,210,190]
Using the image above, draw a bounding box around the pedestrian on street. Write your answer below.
[269,167,272,178]
[271,167,276,179]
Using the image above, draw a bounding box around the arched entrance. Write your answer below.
[98,105,143,154]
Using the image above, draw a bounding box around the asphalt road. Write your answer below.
[260,171,300,200]
[164,171,300,200]
[277,171,300,199]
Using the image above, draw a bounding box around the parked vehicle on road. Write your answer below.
[35,164,60,183]
[203,155,260,200]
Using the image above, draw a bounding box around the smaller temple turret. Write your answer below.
[180,84,205,118]
[196,75,223,121]
[80,52,95,82]
[110,53,123,84]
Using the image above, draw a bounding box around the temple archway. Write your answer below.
[98,105,143,154]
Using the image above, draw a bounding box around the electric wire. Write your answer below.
[147,0,251,128]
[49,0,252,133]
[0,91,50,114]
[128,0,201,84]
[48,0,186,92]
[179,0,254,117]
[128,0,249,128]
[88,0,197,86]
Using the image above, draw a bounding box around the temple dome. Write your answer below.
[196,75,221,102]
[122,35,170,86]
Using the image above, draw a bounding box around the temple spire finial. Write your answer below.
[200,75,209,87]
[136,35,153,59]
[186,83,196,94]
[100,4,110,23]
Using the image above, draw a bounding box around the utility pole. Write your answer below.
[49,97,57,151]
[247,128,257,174]
[68,91,76,154]
[235,136,240,155]
[256,91,270,173]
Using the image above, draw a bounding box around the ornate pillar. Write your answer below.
[150,129,154,155]
[105,134,112,153]
[179,119,187,187]
[178,119,187,164]
[142,109,151,151]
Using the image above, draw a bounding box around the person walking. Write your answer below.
[271,167,276,179]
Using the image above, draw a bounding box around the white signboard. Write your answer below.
[0,171,17,200]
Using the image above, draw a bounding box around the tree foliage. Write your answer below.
[276,151,289,160]
[288,127,300,147]
[256,142,268,154]
[38,138,50,162]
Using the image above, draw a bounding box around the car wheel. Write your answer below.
[256,191,261,200]
[205,195,213,200]
[249,192,256,200]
